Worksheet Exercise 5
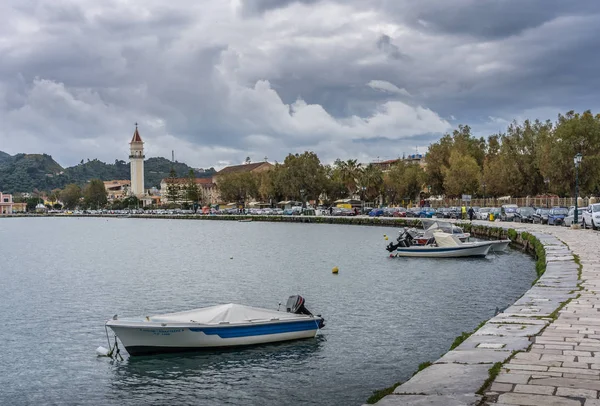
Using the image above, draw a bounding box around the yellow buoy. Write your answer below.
[332,266,339,274]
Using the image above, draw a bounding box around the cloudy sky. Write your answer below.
[1,0,599,169]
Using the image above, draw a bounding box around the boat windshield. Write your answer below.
[420,220,462,235]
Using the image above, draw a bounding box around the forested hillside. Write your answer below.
[0,153,215,193]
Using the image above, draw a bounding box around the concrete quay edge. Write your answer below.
[371,221,585,406]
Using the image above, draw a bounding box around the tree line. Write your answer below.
[216,152,426,205]
[217,110,600,204]
[427,110,600,198]
[13,110,600,209]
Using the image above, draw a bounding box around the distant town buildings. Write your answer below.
[0,192,13,214]
[159,177,218,205]
[103,180,131,201]
[370,154,426,172]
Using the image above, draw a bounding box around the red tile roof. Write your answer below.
[131,127,142,143]
[162,178,214,185]
[215,162,272,175]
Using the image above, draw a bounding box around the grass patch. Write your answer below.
[365,381,402,404]
[412,361,433,377]
[476,362,503,395]
[449,320,487,350]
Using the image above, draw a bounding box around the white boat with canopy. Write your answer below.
[104,296,324,356]
[387,230,493,258]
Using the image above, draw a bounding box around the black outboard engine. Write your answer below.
[386,228,414,252]
[286,295,325,328]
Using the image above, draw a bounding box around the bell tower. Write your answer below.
[129,123,145,197]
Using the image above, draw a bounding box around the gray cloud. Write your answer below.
[0,0,599,169]
[240,0,321,15]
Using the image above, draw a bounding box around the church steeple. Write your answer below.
[131,122,143,143]
[129,123,145,197]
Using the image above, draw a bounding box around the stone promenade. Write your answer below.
[373,222,600,406]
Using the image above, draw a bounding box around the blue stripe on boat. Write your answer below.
[189,320,319,338]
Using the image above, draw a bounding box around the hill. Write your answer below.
[0,151,216,193]
[0,153,64,192]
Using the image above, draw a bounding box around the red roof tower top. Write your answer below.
[131,123,143,143]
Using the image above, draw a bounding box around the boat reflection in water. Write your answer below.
[107,339,324,403]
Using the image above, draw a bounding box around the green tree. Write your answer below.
[122,196,139,209]
[83,179,107,209]
[60,184,82,209]
[322,164,347,204]
[185,169,200,204]
[165,167,180,204]
[281,152,326,203]
[404,164,427,203]
[442,151,481,197]
[26,197,40,212]
[541,111,600,196]
[358,164,383,202]
[334,159,362,197]
[217,172,257,204]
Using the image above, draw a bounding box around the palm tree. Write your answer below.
[358,164,383,202]
[335,159,362,197]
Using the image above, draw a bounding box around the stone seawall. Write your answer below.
[371,223,580,406]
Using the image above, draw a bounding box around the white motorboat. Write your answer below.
[489,240,511,252]
[386,230,492,258]
[105,296,324,356]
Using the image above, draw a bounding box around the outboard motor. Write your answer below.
[386,228,414,252]
[286,295,325,328]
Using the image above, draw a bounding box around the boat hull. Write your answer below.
[107,318,322,356]
[489,240,510,252]
[395,243,492,258]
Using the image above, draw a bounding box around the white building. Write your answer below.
[129,125,145,197]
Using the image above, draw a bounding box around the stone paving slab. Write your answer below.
[437,349,513,364]
[370,394,482,406]
[375,221,592,406]
[394,364,492,395]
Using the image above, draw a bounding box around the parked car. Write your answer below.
[476,207,491,220]
[406,207,436,218]
[488,207,501,221]
[362,207,375,215]
[532,208,550,224]
[547,207,568,226]
[582,203,600,230]
[564,207,585,227]
[392,207,408,217]
[500,204,519,222]
[514,207,535,223]
[368,208,384,217]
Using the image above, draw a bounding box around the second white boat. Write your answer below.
[388,230,493,258]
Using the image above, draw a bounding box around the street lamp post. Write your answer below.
[574,153,583,226]
[544,178,550,208]
[482,182,486,207]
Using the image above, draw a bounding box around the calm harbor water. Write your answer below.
[0,217,535,405]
